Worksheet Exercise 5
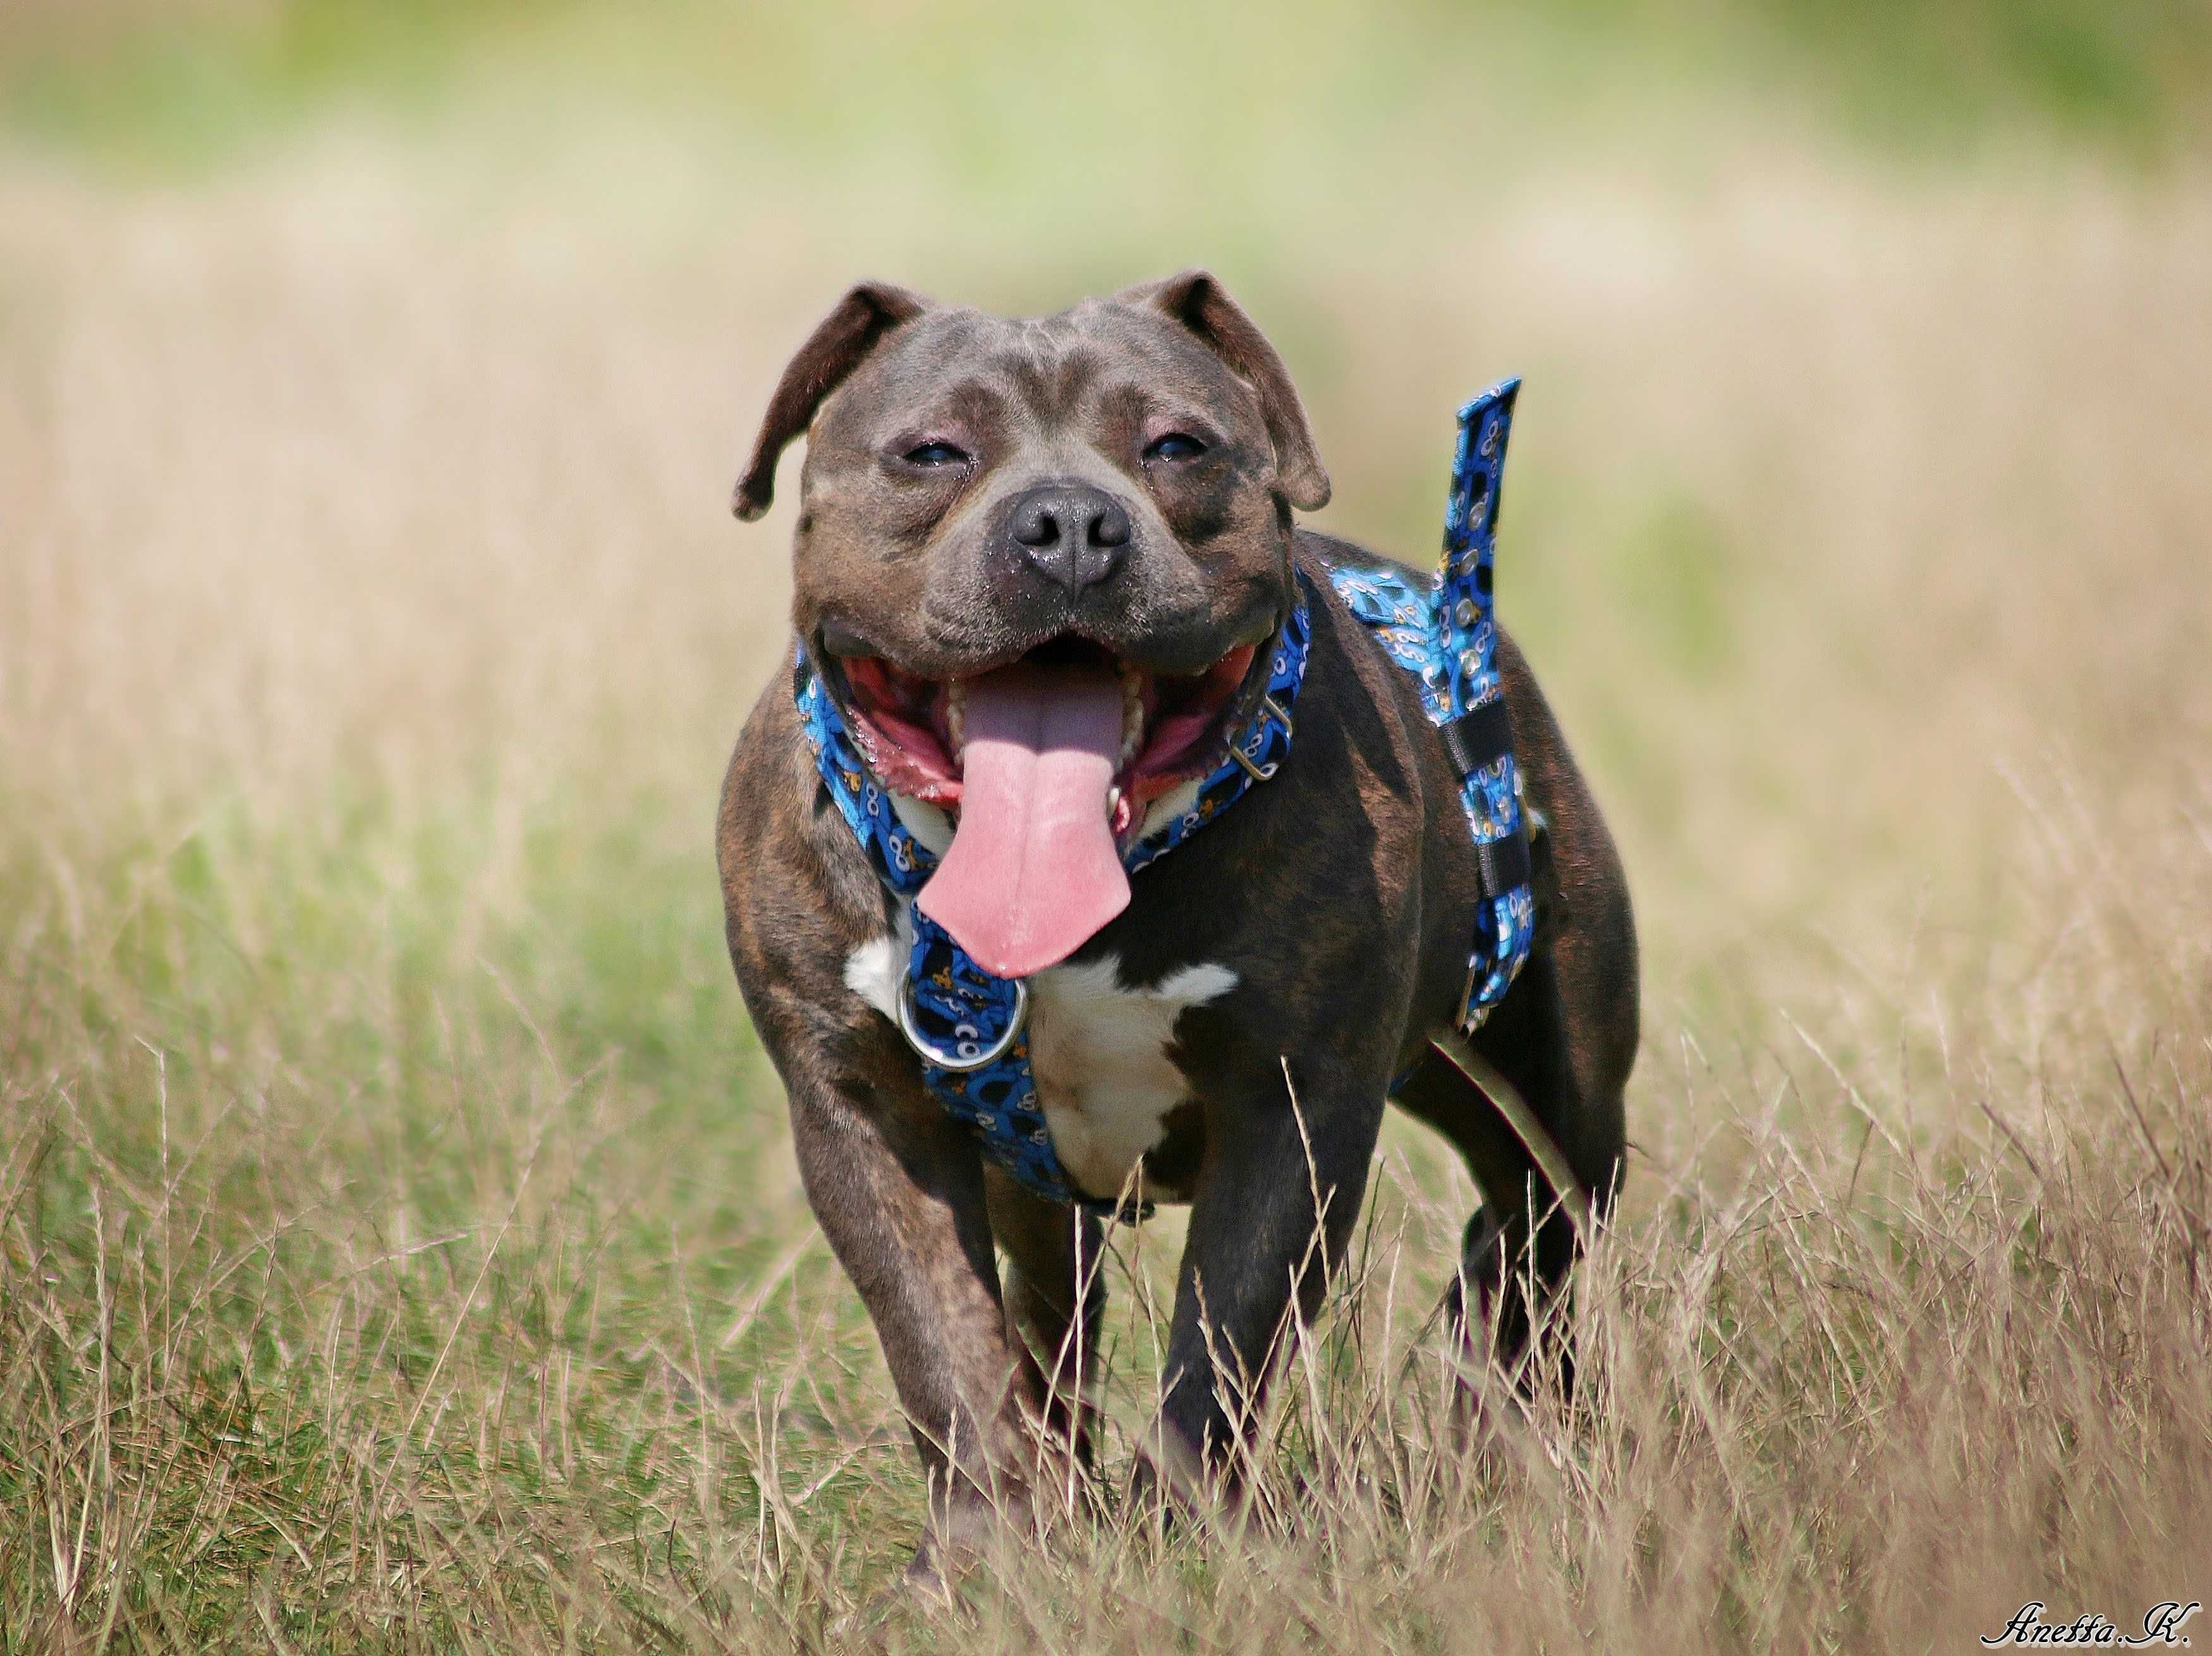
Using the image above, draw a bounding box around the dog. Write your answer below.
[715,272,1638,1583]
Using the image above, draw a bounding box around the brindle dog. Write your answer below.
[716,272,1637,1585]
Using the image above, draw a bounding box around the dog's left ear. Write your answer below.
[1118,270,1330,512]
[733,281,933,521]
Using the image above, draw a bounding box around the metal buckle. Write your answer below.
[897,976,1029,1072]
[1228,694,1294,783]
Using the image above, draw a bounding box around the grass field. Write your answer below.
[3,3,2210,1649]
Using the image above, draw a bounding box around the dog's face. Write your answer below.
[735,274,1328,826]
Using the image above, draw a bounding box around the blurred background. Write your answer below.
[3,1,2209,1641]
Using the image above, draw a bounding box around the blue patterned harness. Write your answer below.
[793,380,1535,1218]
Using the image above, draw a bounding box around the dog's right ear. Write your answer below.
[732,281,932,521]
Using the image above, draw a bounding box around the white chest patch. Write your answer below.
[842,909,1236,1201]
[1025,956,1237,1199]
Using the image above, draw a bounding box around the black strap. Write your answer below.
[1438,696,1533,901]
[1440,697,1514,775]
[1477,831,1531,895]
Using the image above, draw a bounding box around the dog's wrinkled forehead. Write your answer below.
[815,301,1262,455]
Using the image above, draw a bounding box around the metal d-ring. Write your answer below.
[1228,694,1294,783]
[897,976,1030,1072]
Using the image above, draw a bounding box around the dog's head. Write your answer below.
[734,272,1329,976]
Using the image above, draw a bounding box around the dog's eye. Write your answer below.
[902,440,970,468]
[1143,432,1206,463]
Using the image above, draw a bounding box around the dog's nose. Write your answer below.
[1005,483,1132,591]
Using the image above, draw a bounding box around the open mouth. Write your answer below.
[821,631,1264,979]
[829,635,1260,842]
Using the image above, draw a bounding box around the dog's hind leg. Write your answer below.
[985,1172,1107,1476]
[1391,947,1631,1403]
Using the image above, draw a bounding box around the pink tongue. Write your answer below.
[916,660,1130,979]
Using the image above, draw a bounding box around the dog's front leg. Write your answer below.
[1152,1055,1389,1500]
[782,1058,1045,1585]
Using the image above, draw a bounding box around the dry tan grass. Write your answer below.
[2,119,2209,1650]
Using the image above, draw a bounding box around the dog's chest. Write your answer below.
[1024,958,1234,1200]
[844,919,1234,1201]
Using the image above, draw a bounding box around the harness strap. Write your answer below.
[1439,696,1514,776]
[1326,377,1538,1032]
[1478,830,1533,896]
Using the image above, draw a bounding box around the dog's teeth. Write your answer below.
[1119,668,1144,768]
[947,680,967,758]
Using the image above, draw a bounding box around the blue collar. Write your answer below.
[794,582,1313,1218]
[794,378,1534,1219]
